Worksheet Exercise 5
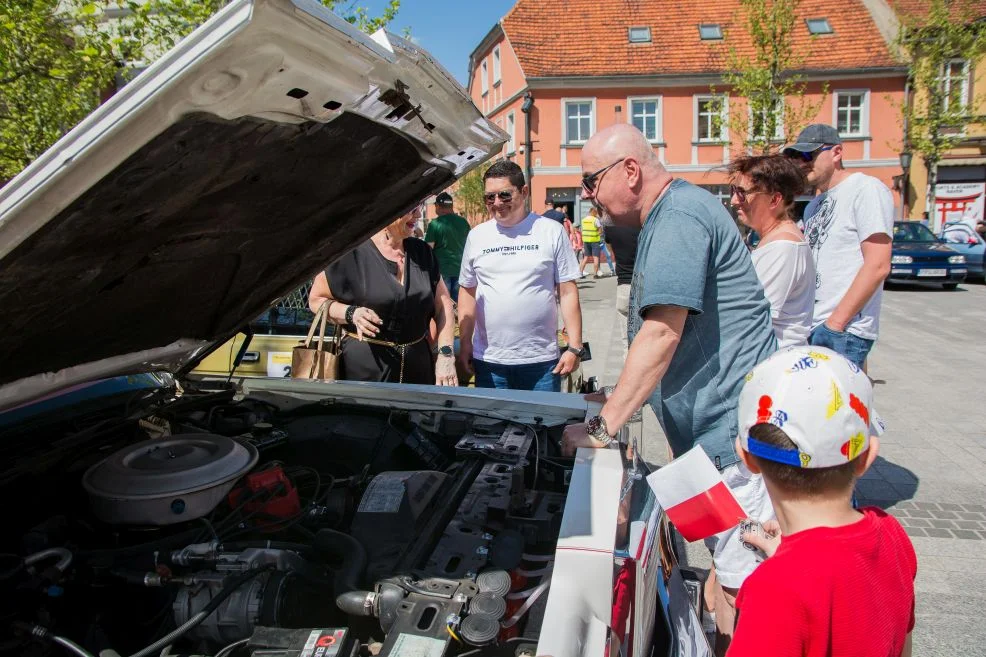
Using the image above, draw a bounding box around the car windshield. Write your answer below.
[894,222,938,242]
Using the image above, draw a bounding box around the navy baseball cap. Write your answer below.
[783,124,842,155]
[435,192,454,205]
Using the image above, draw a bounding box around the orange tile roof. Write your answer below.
[889,0,986,23]
[500,0,901,78]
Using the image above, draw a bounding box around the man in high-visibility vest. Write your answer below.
[579,206,606,278]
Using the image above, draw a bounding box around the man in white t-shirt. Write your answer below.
[457,161,584,391]
[783,124,893,368]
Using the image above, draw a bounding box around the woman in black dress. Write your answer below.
[308,207,458,386]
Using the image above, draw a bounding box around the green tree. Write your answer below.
[716,0,826,154]
[895,0,986,225]
[0,0,401,181]
[454,161,491,223]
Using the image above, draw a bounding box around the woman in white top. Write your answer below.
[729,155,815,348]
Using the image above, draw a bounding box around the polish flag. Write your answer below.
[645,446,746,542]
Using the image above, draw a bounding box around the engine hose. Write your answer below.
[24,547,73,573]
[520,553,554,562]
[313,529,367,594]
[126,565,274,657]
[515,566,552,578]
[13,624,96,657]
[500,580,550,629]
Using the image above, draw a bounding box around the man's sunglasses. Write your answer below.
[788,144,835,162]
[484,190,515,204]
[581,158,626,193]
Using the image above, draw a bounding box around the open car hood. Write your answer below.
[0,0,505,411]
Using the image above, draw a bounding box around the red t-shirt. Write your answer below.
[729,507,916,657]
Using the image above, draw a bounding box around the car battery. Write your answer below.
[247,627,357,657]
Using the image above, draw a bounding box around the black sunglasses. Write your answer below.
[729,184,759,203]
[581,158,626,193]
[788,144,835,162]
[484,190,515,204]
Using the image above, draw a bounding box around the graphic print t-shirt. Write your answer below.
[459,213,580,364]
[802,173,893,340]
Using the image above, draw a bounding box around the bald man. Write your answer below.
[561,124,776,654]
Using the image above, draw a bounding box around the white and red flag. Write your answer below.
[645,446,746,542]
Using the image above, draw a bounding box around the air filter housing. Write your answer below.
[82,433,258,525]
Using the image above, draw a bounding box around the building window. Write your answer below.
[695,95,727,142]
[750,98,784,142]
[629,96,662,142]
[506,111,516,154]
[628,26,651,43]
[834,91,867,136]
[492,46,501,85]
[699,24,723,40]
[481,59,488,95]
[806,18,833,35]
[564,99,595,144]
[940,59,969,112]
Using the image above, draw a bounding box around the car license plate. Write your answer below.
[917,268,946,277]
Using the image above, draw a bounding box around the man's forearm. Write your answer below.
[559,285,583,347]
[600,323,679,433]
[828,262,888,330]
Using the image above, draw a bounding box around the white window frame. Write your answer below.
[940,59,970,112]
[628,26,651,43]
[693,94,728,143]
[506,111,516,154]
[492,46,501,85]
[562,97,597,145]
[831,89,870,137]
[748,97,785,142]
[627,95,663,143]
[480,59,488,96]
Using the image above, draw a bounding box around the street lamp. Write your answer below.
[899,149,912,220]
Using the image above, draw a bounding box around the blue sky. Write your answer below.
[360,0,517,85]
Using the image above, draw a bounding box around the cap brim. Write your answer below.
[782,143,820,155]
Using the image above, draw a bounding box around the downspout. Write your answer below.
[902,77,911,220]
[521,91,535,213]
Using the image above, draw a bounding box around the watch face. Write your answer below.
[438,346,454,356]
[586,415,602,436]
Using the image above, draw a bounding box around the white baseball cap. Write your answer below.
[738,346,885,469]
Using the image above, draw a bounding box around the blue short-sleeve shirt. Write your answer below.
[628,180,776,468]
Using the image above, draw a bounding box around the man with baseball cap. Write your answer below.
[728,345,914,657]
[783,124,893,368]
[426,191,471,302]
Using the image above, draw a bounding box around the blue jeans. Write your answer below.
[443,275,459,303]
[808,323,874,369]
[473,358,560,392]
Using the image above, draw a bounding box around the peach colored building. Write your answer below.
[467,0,910,222]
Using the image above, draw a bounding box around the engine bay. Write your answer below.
[0,383,579,657]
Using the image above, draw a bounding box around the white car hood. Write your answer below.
[0,0,504,411]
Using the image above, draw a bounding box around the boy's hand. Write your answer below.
[741,520,782,558]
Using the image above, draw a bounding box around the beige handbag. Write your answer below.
[291,301,341,380]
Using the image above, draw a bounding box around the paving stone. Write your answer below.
[909,509,933,518]
[929,519,957,529]
[914,502,941,511]
[894,501,917,510]
[962,504,986,513]
[906,518,932,528]
[933,510,959,520]
[889,508,909,518]
[958,511,985,521]
[951,530,981,540]
[937,503,964,511]
[904,527,927,538]
[925,528,953,538]
[954,520,983,530]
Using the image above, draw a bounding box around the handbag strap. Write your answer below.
[304,300,331,350]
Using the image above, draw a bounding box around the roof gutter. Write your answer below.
[525,66,908,89]
[466,22,505,95]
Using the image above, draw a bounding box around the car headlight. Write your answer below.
[891,255,913,264]
[949,255,966,264]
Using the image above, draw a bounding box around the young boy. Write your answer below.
[728,345,916,657]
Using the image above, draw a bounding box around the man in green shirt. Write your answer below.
[425,192,471,302]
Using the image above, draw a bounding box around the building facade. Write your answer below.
[467,0,910,223]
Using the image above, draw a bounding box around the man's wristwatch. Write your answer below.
[586,414,613,447]
[437,345,454,357]
[566,345,586,359]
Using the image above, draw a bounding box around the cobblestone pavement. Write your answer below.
[577,272,986,656]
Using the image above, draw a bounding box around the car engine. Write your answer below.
[0,386,575,657]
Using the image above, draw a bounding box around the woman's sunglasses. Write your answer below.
[788,144,835,162]
[484,190,514,204]
[729,184,759,203]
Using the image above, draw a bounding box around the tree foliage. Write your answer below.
[454,161,492,224]
[717,0,826,154]
[0,0,401,181]
[895,0,986,223]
